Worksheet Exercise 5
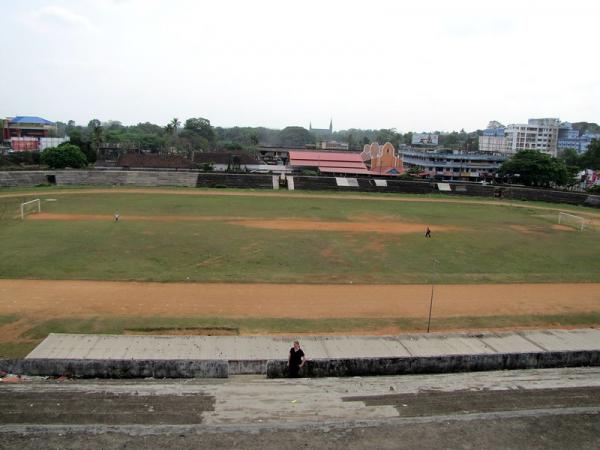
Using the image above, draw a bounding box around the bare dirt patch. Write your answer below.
[552,224,576,231]
[1,280,599,321]
[28,213,461,235]
[230,219,459,234]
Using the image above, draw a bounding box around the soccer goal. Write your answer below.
[558,211,585,231]
[20,198,41,220]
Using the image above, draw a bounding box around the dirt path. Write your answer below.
[28,213,460,234]
[3,187,600,219]
[1,280,599,320]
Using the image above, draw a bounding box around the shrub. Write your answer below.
[41,144,88,169]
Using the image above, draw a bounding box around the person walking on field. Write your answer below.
[114,212,120,222]
[288,340,305,378]
[425,226,431,238]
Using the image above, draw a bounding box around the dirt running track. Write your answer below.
[1,280,599,319]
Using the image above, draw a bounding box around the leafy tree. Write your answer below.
[41,144,88,168]
[184,117,215,144]
[279,126,314,147]
[375,129,401,147]
[580,139,600,170]
[220,141,244,151]
[558,148,580,168]
[86,119,104,159]
[66,129,95,163]
[499,150,571,187]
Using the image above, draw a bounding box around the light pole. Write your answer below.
[427,258,439,333]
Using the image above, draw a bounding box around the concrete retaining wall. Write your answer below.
[1,170,598,208]
[0,358,228,378]
[266,350,600,378]
[0,171,54,187]
[55,170,198,187]
[229,360,268,375]
[196,173,273,189]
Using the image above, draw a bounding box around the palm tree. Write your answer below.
[91,124,104,159]
[170,118,181,135]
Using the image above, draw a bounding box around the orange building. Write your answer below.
[360,142,404,176]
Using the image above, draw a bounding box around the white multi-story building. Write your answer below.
[504,118,560,157]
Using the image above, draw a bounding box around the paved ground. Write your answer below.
[1,367,600,449]
[25,328,600,362]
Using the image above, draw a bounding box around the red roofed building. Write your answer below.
[288,150,371,175]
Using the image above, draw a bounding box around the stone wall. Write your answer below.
[1,170,598,208]
[0,171,54,187]
[0,358,228,378]
[55,170,198,187]
[196,173,273,189]
[266,350,600,378]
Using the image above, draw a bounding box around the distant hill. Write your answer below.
[571,122,600,135]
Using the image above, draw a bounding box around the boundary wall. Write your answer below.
[0,358,228,378]
[266,350,600,378]
[0,170,598,208]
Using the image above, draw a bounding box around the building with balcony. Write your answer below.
[401,149,506,181]
[504,118,560,156]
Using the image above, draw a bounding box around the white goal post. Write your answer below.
[20,199,41,220]
[558,211,585,231]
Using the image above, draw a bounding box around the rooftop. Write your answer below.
[8,116,55,126]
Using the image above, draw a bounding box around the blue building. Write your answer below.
[558,123,600,154]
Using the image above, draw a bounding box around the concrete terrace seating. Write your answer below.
[0,171,51,187]
[54,170,197,187]
[196,173,273,189]
[356,178,435,194]
[1,170,599,208]
[292,176,339,190]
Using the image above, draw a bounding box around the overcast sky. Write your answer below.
[1,0,599,132]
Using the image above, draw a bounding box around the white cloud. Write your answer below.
[28,5,94,32]
[2,0,600,130]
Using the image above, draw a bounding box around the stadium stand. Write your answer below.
[196,173,273,189]
[0,171,50,187]
[1,170,599,208]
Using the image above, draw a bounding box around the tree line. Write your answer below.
[51,117,487,161]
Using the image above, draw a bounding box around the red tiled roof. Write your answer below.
[318,167,372,175]
[289,150,368,173]
[288,150,364,162]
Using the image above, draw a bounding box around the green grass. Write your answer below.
[0,189,599,283]
[20,313,600,340]
[0,315,19,326]
[0,341,39,359]
[8,312,598,359]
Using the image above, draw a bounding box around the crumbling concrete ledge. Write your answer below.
[0,358,228,379]
[266,350,600,378]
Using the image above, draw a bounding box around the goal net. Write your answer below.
[20,199,41,220]
[558,212,585,231]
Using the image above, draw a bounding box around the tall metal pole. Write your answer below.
[426,283,434,333]
[427,258,438,333]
